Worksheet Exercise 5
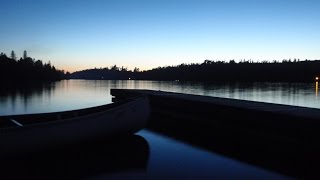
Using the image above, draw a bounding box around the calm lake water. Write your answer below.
[0,80,318,115]
[0,80,298,179]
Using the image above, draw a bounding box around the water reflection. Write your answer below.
[147,112,317,179]
[138,130,290,179]
[1,80,320,116]
[0,82,55,115]
[316,81,318,97]
[0,135,149,179]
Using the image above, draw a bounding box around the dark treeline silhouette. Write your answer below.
[70,65,137,80]
[71,59,320,82]
[0,51,66,82]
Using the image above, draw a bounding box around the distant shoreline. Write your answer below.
[69,59,320,83]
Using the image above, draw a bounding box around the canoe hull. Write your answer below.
[0,97,150,155]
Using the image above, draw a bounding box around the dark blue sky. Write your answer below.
[1,0,319,71]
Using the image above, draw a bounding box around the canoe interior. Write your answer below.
[0,97,143,128]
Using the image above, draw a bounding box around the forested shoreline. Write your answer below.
[0,51,66,82]
[70,59,320,82]
[1,50,319,83]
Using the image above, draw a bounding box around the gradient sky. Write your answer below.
[1,0,319,72]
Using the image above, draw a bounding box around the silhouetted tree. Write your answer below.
[229,60,236,64]
[120,66,128,72]
[23,50,27,59]
[134,67,140,72]
[111,65,119,71]
[10,50,16,60]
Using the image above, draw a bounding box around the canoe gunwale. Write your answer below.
[0,96,148,129]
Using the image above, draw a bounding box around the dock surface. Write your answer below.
[111,89,320,178]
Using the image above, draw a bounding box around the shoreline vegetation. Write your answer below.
[70,59,320,82]
[1,51,319,83]
[0,51,67,83]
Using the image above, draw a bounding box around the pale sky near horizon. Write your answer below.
[0,0,319,72]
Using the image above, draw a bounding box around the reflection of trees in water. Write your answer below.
[0,82,55,110]
[172,82,314,102]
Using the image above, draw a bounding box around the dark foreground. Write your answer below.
[1,89,319,179]
[0,130,290,179]
[0,135,149,179]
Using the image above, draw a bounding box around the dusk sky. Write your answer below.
[1,0,319,72]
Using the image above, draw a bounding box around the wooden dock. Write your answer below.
[111,89,320,147]
[111,89,320,178]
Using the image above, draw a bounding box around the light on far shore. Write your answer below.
[316,77,319,81]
